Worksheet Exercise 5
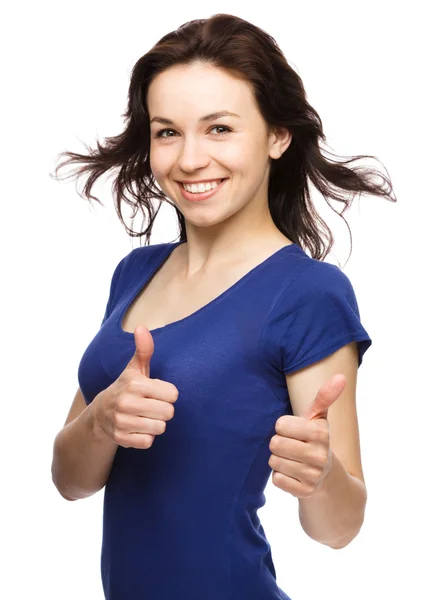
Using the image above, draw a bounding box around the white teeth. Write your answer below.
[182,179,222,193]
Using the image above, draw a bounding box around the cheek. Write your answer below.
[149,145,173,179]
[215,148,246,173]
[150,140,261,177]
[221,140,263,173]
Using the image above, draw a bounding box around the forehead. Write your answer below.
[147,62,255,118]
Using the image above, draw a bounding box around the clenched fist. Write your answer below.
[91,325,179,449]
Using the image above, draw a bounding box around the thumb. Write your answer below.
[126,324,154,378]
[302,374,346,421]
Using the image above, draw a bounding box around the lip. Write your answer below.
[178,178,228,202]
[178,178,227,184]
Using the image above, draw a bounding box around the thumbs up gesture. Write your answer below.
[93,325,179,449]
[268,374,347,498]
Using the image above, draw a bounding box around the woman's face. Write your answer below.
[147,61,291,228]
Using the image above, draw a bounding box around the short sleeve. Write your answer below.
[277,262,372,374]
[99,252,132,327]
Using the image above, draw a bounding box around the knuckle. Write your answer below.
[272,471,281,485]
[311,430,320,443]
[125,379,138,393]
[314,424,329,443]
[310,451,327,465]
[156,420,166,434]
[308,466,321,481]
[143,435,153,449]
[166,404,175,420]
[112,430,123,445]
[113,412,124,429]
[320,451,329,465]
[171,386,179,402]
[114,394,126,411]
[269,436,279,452]
[307,451,320,464]
[308,483,317,495]
[268,454,278,468]
[117,393,131,412]
[146,434,156,448]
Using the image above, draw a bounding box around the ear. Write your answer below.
[268,126,292,159]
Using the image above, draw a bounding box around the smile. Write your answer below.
[178,178,228,202]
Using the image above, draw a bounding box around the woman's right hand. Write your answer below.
[91,325,179,449]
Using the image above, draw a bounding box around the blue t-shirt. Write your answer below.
[78,240,372,600]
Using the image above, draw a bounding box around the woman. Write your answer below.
[51,13,396,600]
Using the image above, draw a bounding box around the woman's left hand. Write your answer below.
[268,374,347,498]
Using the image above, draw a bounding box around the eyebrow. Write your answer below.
[150,111,241,125]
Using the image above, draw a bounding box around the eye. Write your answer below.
[154,128,176,139]
[209,125,232,136]
[153,125,232,139]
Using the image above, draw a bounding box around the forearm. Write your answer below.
[51,394,119,501]
[298,452,367,549]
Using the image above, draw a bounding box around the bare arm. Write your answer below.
[52,327,179,501]
[51,387,118,501]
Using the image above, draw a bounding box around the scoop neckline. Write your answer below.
[116,240,301,338]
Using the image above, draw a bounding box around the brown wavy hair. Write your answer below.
[50,13,397,263]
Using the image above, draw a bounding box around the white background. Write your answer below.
[2,1,434,599]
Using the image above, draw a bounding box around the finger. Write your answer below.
[126,325,154,378]
[122,379,179,408]
[274,416,318,442]
[303,374,346,420]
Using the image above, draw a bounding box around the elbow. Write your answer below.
[330,521,366,550]
[51,467,78,502]
[51,473,100,501]
[52,477,77,502]
[52,483,76,501]
[61,492,77,502]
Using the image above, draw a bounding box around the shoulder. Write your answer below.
[127,241,170,261]
[116,242,172,273]
[300,257,353,291]
[289,257,359,317]
[274,250,357,315]
[105,243,168,297]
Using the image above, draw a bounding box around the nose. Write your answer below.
[177,136,210,173]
